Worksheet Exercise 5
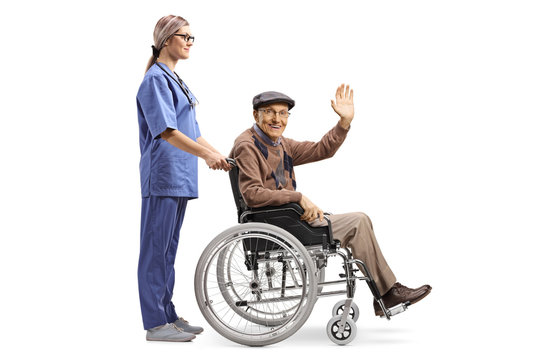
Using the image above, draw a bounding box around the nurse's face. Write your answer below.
[164,25,193,60]
[253,102,289,142]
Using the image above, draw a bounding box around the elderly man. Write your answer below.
[229,85,431,316]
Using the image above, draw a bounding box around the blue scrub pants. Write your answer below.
[138,196,188,330]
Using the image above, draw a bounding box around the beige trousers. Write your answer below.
[311,212,396,295]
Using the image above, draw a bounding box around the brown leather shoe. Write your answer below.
[373,282,431,316]
[395,282,432,293]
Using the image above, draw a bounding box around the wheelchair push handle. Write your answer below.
[226,158,237,167]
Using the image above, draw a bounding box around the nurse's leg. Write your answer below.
[163,197,189,323]
[138,196,180,330]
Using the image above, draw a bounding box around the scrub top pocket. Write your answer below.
[151,155,190,194]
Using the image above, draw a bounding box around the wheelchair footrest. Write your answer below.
[384,301,410,317]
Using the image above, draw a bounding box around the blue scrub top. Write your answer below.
[137,62,201,198]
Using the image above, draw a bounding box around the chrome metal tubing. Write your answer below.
[318,279,347,286]
[238,294,303,306]
[317,290,348,297]
[257,284,303,294]
[347,258,391,318]
[337,298,354,334]
[335,250,356,299]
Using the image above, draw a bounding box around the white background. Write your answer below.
[1,0,539,358]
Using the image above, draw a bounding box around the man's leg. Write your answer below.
[326,212,397,295]
[312,212,431,315]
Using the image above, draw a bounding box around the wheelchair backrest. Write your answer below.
[227,159,249,221]
[226,158,334,249]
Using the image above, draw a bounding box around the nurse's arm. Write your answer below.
[161,128,229,171]
[197,136,232,171]
[197,136,220,154]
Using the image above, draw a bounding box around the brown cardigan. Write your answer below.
[229,124,349,208]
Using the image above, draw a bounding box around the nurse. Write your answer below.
[137,15,231,342]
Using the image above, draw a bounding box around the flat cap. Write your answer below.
[252,91,295,110]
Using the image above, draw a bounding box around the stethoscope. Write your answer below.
[155,62,199,109]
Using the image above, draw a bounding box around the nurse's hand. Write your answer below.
[204,152,231,171]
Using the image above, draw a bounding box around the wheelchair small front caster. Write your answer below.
[332,300,360,322]
[326,315,357,345]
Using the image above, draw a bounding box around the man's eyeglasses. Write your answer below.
[259,108,290,119]
[173,33,195,43]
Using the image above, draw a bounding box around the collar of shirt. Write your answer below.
[156,62,173,75]
[253,123,281,147]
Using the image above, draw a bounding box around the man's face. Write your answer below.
[253,102,289,142]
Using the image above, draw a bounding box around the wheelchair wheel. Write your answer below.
[332,300,360,322]
[195,223,318,346]
[213,241,326,327]
[215,239,306,327]
[326,315,357,345]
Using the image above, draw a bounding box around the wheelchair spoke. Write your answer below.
[195,225,318,345]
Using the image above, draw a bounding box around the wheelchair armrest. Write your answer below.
[240,203,336,251]
[243,202,304,219]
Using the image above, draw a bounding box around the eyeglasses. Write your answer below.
[259,108,290,119]
[173,33,195,43]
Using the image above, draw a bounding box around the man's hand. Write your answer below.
[331,84,354,129]
[299,195,324,222]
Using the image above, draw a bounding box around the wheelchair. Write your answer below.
[194,159,410,346]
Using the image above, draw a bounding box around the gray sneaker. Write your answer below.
[146,323,196,342]
[173,317,204,334]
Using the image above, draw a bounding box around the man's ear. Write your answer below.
[253,110,259,123]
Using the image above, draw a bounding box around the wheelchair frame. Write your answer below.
[194,159,409,346]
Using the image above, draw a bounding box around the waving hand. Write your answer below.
[331,84,354,129]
